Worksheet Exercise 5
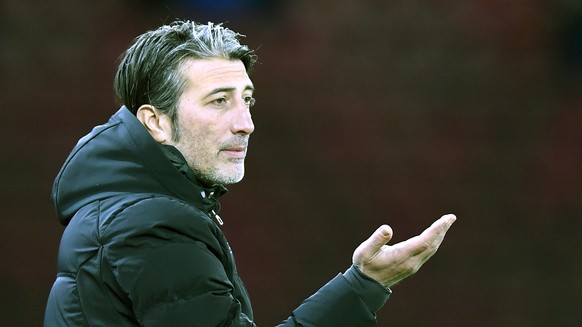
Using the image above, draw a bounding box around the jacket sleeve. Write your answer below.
[276,266,391,327]
[103,197,255,327]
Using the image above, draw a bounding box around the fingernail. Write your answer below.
[380,225,392,237]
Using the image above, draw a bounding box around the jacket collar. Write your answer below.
[159,144,228,224]
[51,106,228,225]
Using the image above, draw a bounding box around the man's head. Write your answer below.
[114,20,256,130]
[114,20,258,186]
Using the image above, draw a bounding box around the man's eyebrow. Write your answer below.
[205,85,255,98]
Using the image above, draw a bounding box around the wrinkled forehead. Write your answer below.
[179,58,253,93]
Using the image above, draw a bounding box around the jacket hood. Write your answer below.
[52,106,225,225]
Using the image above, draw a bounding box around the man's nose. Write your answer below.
[231,101,255,135]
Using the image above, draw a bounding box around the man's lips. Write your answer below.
[220,145,247,158]
[223,145,245,151]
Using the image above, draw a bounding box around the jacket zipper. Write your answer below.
[211,210,224,225]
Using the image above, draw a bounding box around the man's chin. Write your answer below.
[199,168,245,186]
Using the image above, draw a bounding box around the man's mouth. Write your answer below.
[220,145,247,159]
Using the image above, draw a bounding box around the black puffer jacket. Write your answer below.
[44,106,389,326]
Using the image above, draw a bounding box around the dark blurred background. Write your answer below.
[1,0,581,326]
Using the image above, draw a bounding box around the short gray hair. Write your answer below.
[114,20,257,129]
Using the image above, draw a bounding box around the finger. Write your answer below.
[404,214,457,256]
[423,214,457,238]
[354,225,393,261]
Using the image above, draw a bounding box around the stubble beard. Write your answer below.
[194,160,245,186]
[172,122,246,186]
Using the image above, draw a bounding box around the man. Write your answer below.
[44,20,456,326]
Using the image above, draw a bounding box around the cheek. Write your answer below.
[175,111,224,152]
[181,123,218,153]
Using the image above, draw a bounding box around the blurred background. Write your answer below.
[1,0,581,326]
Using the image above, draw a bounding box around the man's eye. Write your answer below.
[244,96,256,107]
[212,97,228,106]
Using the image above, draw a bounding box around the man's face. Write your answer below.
[169,58,255,185]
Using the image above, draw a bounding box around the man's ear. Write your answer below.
[136,105,173,144]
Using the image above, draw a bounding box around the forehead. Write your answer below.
[180,58,252,93]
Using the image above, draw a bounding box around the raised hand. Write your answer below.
[352,214,457,288]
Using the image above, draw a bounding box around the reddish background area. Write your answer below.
[1,1,581,326]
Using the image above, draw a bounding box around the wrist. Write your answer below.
[343,265,391,313]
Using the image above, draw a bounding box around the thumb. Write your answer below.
[353,225,393,262]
